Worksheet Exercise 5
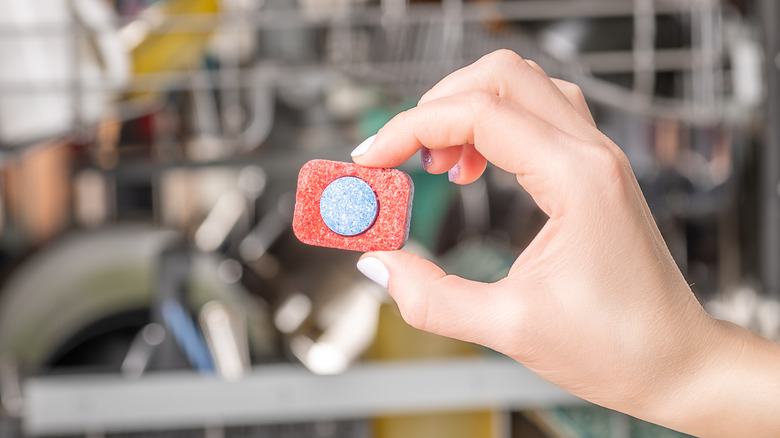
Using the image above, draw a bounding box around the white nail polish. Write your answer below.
[351,134,376,157]
[356,257,389,288]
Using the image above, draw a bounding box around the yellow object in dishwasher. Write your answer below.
[123,0,220,97]
[368,304,501,438]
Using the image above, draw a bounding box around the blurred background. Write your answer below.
[0,0,776,436]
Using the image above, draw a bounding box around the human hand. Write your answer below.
[351,50,780,437]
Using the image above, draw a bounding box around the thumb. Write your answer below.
[357,250,500,345]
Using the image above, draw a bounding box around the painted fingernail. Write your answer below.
[420,147,433,170]
[351,135,376,157]
[448,163,461,182]
[356,257,389,289]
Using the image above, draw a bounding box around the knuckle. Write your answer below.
[568,82,586,100]
[384,107,411,129]
[524,59,546,75]
[586,144,631,184]
[557,79,585,99]
[481,49,523,69]
[396,291,431,331]
[465,90,502,114]
[391,255,441,332]
[389,107,419,133]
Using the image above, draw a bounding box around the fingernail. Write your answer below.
[351,135,376,157]
[420,147,433,170]
[448,163,461,182]
[356,257,389,289]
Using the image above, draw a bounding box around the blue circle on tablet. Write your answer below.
[320,176,378,236]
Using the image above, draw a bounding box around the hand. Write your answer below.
[352,50,780,437]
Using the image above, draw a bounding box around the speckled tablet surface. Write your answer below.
[320,176,379,236]
[293,159,413,252]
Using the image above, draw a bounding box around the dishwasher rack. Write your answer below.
[0,1,766,437]
[0,0,758,156]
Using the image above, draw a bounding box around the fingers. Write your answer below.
[419,50,596,136]
[354,50,597,191]
[550,78,595,126]
[421,145,463,174]
[358,251,502,345]
[353,90,572,192]
[448,144,488,184]
[422,143,487,185]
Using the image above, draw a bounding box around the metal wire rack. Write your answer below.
[0,0,760,157]
[0,1,769,437]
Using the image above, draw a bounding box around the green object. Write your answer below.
[552,405,694,438]
[359,100,456,252]
[358,107,394,140]
[439,238,516,283]
[409,171,453,251]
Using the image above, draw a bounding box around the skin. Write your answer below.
[352,50,780,437]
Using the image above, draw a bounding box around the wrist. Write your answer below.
[643,318,780,437]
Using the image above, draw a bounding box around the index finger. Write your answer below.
[420,50,598,135]
[352,90,578,216]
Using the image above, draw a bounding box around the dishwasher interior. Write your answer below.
[0,0,774,437]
